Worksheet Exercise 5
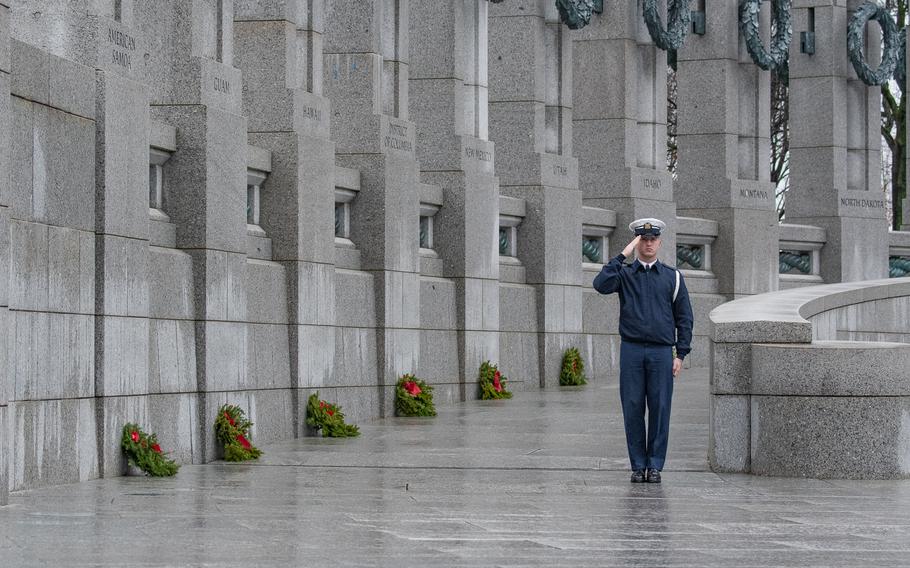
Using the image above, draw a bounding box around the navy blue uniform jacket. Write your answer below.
[592,254,694,360]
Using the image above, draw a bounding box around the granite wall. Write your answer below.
[709,279,910,479]
[8,40,98,492]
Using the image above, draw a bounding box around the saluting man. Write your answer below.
[593,219,694,484]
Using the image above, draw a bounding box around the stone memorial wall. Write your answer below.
[0,0,904,499]
[709,278,910,479]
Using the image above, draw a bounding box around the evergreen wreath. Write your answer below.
[121,423,179,477]
[555,0,604,30]
[214,404,263,461]
[478,361,512,400]
[559,347,587,386]
[306,392,361,437]
[740,0,791,79]
[395,374,437,417]
[847,1,901,86]
[643,0,692,51]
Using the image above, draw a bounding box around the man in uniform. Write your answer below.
[592,218,693,483]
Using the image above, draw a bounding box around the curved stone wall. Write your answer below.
[709,277,910,479]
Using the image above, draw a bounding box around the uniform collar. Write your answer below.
[633,259,661,273]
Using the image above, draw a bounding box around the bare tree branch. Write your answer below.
[882,0,907,229]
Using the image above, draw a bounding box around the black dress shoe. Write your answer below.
[646,468,661,483]
[630,469,646,483]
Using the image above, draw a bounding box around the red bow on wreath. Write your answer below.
[403,381,422,397]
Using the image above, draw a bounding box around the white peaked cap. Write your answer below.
[628,218,667,233]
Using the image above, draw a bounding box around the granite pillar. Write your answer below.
[6,44,97,492]
[572,0,676,264]
[137,0,249,461]
[10,0,148,479]
[324,0,421,416]
[410,0,499,399]
[234,1,335,436]
[0,1,7,503]
[490,1,582,387]
[0,403,5,505]
[904,198,910,232]
[676,1,779,297]
[787,0,889,282]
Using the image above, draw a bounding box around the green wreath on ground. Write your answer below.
[739,0,791,79]
[559,347,587,386]
[306,393,361,437]
[215,404,263,461]
[643,0,692,51]
[396,374,437,417]
[847,1,901,86]
[121,423,179,477]
[479,361,512,400]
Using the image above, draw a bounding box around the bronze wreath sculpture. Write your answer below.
[740,0,791,79]
[847,1,900,86]
[643,0,692,51]
[555,0,603,30]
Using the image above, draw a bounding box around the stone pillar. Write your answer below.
[490,1,582,387]
[136,0,248,461]
[11,0,150,478]
[0,0,8,506]
[573,1,676,263]
[410,0,499,399]
[324,0,421,416]
[234,2,335,435]
[676,1,779,297]
[788,0,888,281]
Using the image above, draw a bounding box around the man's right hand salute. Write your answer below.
[621,236,641,258]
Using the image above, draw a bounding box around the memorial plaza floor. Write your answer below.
[2,369,910,567]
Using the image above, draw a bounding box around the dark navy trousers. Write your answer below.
[619,341,674,471]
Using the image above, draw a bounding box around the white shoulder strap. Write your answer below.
[673,269,680,303]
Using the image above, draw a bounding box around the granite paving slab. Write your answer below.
[1,369,910,566]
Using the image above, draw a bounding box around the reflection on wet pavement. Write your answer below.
[2,369,909,566]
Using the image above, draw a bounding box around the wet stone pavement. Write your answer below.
[2,369,910,567]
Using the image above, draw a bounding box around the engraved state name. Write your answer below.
[465,147,492,162]
[300,106,321,121]
[213,77,231,94]
[108,28,136,69]
[641,178,662,190]
[840,197,885,208]
[384,123,413,152]
[740,188,770,199]
[108,28,136,51]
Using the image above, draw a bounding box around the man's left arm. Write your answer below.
[672,271,694,375]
